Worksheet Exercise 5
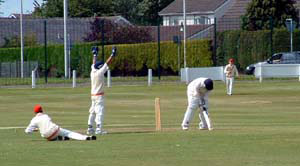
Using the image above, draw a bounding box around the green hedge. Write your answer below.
[0,39,212,77]
[217,29,300,71]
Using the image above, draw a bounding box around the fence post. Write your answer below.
[298,65,300,82]
[185,67,189,84]
[157,24,161,80]
[148,69,152,86]
[107,70,111,87]
[222,66,226,83]
[72,70,76,88]
[259,63,263,83]
[32,70,36,88]
[213,17,217,66]
[44,20,48,83]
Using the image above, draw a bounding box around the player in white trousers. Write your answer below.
[181,77,214,131]
[25,104,96,141]
[87,46,117,135]
[224,58,239,95]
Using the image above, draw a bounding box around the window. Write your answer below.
[170,16,181,25]
[270,54,282,64]
[194,16,211,25]
[163,16,170,26]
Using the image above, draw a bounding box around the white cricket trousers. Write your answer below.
[59,128,88,140]
[181,95,212,129]
[226,77,234,95]
[88,95,105,129]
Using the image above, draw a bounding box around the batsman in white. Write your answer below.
[25,104,96,141]
[224,58,239,95]
[87,46,117,135]
[181,77,214,131]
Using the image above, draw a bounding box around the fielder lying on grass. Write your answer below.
[25,104,96,141]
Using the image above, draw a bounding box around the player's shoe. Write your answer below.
[95,128,108,135]
[86,136,97,140]
[87,128,95,135]
[181,125,189,131]
[199,126,213,131]
[64,136,70,140]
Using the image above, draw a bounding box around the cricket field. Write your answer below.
[0,80,300,166]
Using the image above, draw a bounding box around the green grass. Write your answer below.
[1,80,300,166]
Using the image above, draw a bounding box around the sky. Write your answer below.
[0,0,44,17]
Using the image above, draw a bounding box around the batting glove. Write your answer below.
[111,46,117,57]
[92,46,99,57]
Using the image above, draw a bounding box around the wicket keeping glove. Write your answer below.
[111,46,117,57]
[92,46,99,57]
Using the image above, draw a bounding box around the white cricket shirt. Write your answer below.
[224,64,239,78]
[187,77,210,97]
[25,113,59,138]
[90,63,109,95]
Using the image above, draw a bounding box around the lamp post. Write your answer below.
[179,23,183,75]
[20,0,24,78]
[285,18,295,52]
[183,0,187,68]
[64,0,69,78]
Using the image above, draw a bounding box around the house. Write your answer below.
[0,16,132,46]
[9,13,34,19]
[159,0,300,27]
[159,0,235,26]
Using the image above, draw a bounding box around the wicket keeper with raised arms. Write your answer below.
[25,104,96,141]
[224,58,239,95]
[181,77,214,131]
[87,46,117,135]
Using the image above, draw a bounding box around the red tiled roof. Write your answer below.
[159,0,228,15]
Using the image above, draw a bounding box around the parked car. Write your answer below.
[245,52,300,75]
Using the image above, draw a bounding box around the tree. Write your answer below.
[33,0,114,17]
[32,0,175,25]
[113,0,142,24]
[242,0,299,30]
[137,0,174,25]
[0,0,4,15]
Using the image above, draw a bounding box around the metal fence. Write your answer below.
[0,16,295,86]
[0,17,216,86]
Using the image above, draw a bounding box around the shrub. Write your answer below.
[0,39,212,77]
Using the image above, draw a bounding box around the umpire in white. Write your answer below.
[87,46,117,135]
[181,77,214,131]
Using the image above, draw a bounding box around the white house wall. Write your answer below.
[163,15,214,26]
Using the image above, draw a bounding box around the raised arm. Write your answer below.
[92,46,99,65]
[105,46,117,65]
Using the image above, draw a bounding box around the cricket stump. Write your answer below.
[155,97,162,131]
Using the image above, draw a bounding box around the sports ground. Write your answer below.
[1,80,300,166]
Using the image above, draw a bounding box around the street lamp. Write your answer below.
[183,0,187,68]
[180,22,184,32]
[64,0,69,78]
[285,18,296,52]
[20,0,24,78]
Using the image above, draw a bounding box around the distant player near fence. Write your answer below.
[25,104,96,141]
[224,58,239,95]
[87,46,117,135]
[181,77,214,131]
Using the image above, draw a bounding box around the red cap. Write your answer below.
[34,104,43,113]
[229,58,234,63]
